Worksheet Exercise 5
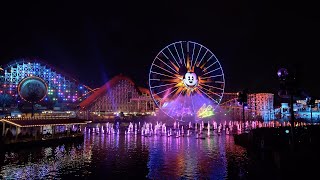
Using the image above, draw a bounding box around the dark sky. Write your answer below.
[0,1,319,99]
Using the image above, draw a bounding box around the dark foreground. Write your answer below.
[235,125,320,180]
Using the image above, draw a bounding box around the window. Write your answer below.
[128,91,132,102]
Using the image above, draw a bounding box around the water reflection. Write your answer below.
[1,130,248,179]
[0,143,92,179]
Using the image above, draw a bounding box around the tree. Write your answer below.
[307,97,316,124]
[26,84,43,117]
[237,89,248,127]
[0,93,13,112]
[237,89,248,105]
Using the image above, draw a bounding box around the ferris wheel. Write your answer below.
[149,41,225,121]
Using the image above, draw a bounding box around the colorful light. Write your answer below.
[1,60,91,104]
[197,104,214,118]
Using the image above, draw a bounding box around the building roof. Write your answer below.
[79,74,140,109]
[1,118,90,127]
[78,74,163,109]
[4,59,92,90]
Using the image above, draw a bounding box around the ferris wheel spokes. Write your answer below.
[201,83,224,91]
[180,42,186,66]
[155,57,178,74]
[197,88,219,104]
[153,63,176,76]
[194,45,202,67]
[173,43,182,65]
[203,59,218,71]
[161,51,180,70]
[197,49,208,67]
[166,46,181,68]
[149,41,225,121]
[202,67,222,76]
[150,82,177,89]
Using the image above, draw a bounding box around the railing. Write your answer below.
[2,131,83,145]
[3,116,75,120]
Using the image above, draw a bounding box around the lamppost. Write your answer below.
[307,97,315,125]
[269,109,271,122]
[237,89,248,130]
[277,68,296,148]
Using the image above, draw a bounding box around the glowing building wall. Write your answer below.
[78,75,155,120]
[281,99,320,121]
[248,93,274,121]
[0,60,90,107]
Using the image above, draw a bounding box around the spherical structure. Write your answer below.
[277,68,289,80]
[0,59,91,104]
[149,41,225,121]
[18,76,48,103]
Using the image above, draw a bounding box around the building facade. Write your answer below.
[78,75,156,120]
[280,99,320,122]
[219,93,275,122]
[248,93,274,121]
[0,59,91,112]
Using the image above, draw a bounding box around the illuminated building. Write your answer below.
[247,93,274,121]
[280,99,320,121]
[0,59,91,110]
[0,59,279,122]
[78,74,156,120]
[219,93,275,121]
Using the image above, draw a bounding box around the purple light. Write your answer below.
[277,68,289,79]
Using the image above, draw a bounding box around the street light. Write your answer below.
[237,89,248,130]
[277,67,296,149]
[306,97,316,125]
[277,68,289,80]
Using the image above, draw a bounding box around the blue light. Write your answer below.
[285,130,289,134]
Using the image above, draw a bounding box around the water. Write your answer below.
[0,125,251,179]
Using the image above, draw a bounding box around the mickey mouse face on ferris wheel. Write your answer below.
[149,41,225,120]
[183,72,198,88]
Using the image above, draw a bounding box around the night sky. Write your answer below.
[0,1,318,101]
